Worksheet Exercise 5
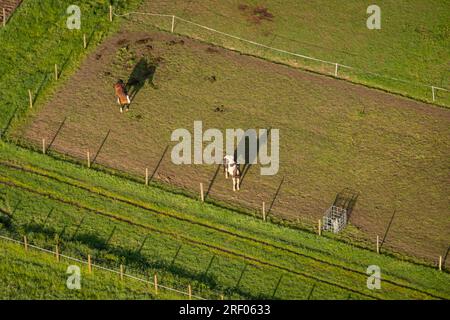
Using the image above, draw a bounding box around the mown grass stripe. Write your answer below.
[0,160,445,299]
[0,176,381,300]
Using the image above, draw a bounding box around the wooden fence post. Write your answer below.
[23,236,28,251]
[200,183,204,202]
[87,150,91,168]
[432,86,435,102]
[55,244,60,262]
[109,5,113,22]
[88,254,92,274]
[2,8,5,27]
[54,64,58,80]
[334,63,339,77]
[438,256,442,271]
[154,274,158,294]
[171,15,175,33]
[145,168,149,185]
[188,284,192,300]
[42,138,46,154]
[376,235,380,254]
[262,201,266,221]
[318,219,322,236]
[83,33,87,49]
[28,89,33,109]
[120,264,124,280]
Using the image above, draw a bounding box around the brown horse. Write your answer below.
[114,80,131,113]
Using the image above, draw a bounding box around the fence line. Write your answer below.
[0,234,207,300]
[113,10,449,103]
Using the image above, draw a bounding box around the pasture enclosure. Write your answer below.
[1,142,450,299]
[1,0,449,300]
[130,0,450,107]
[17,24,450,265]
[0,237,185,299]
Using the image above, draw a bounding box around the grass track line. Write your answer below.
[0,176,381,300]
[0,161,445,299]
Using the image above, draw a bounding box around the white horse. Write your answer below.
[223,155,241,191]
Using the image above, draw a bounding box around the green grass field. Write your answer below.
[18,27,450,264]
[0,0,449,300]
[1,142,450,299]
[0,239,183,299]
[135,0,450,106]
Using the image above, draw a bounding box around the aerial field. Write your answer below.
[16,23,450,264]
[1,0,449,300]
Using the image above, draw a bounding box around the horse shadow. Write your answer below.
[126,58,157,103]
[235,128,272,185]
[333,188,359,219]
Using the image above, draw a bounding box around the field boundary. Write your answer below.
[0,234,207,300]
[112,9,449,107]
[1,3,448,300]
[2,160,446,279]
[1,161,448,299]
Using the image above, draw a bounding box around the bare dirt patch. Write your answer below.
[19,30,450,265]
[239,4,274,24]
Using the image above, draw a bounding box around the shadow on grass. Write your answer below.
[267,176,284,218]
[333,188,359,219]
[205,164,221,200]
[443,246,450,269]
[381,209,397,250]
[0,105,18,139]
[20,219,273,300]
[0,214,13,230]
[237,127,272,187]
[126,58,157,104]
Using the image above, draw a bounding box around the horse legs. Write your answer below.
[125,95,131,112]
[225,165,229,179]
[236,178,240,191]
[116,97,123,113]
[232,177,236,191]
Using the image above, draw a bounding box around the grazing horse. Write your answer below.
[114,80,131,113]
[223,155,241,191]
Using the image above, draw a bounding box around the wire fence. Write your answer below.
[112,10,449,107]
[0,234,208,300]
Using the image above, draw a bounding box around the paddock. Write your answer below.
[17,28,450,265]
